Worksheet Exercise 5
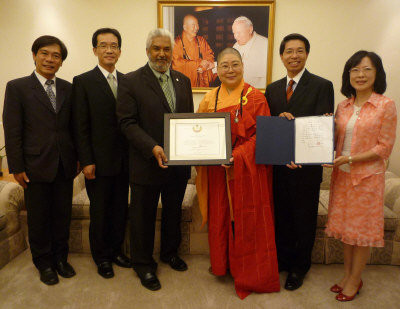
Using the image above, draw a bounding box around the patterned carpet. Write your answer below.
[1,251,400,309]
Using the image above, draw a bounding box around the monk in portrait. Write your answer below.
[172,14,215,87]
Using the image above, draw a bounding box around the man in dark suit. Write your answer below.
[117,28,193,291]
[264,33,334,291]
[71,28,131,279]
[3,36,77,285]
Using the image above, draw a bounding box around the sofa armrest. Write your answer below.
[0,181,24,236]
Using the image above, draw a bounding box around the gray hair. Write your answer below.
[233,16,253,28]
[146,28,174,50]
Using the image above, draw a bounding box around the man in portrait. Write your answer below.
[117,28,193,291]
[71,28,131,279]
[264,33,334,291]
[232,16,268,88]
[3,35,77,285]
[172,14,215,87]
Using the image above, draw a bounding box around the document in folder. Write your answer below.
[256,116,334,165]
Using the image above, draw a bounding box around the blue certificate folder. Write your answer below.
[256,116,334,165]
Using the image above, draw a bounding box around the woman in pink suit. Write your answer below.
[325,51,397,301]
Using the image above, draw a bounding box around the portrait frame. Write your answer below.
[157,0,276,93]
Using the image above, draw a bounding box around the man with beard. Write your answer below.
[117,28,194,291]
[172,14,215,87]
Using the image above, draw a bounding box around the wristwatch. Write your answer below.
[348,156,353,164]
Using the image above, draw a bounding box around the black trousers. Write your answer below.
[24,163,73,271]
[129,180,188,276]
[273,166,321,275]
[85,173,129,265]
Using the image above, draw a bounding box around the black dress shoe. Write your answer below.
[285,272,305,291]
[55,261,76,278]
[161,255,188,271]
[39,268,59,285]
[112,254,132,268]
[139,272,161,291]
[97,261,114,279]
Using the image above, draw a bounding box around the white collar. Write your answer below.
[97,64,117,82]
[34,70,56,88]
[286,67,306,86]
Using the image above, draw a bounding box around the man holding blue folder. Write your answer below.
[264,33,334,291]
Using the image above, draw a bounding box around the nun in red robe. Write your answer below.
[196,48,280,299]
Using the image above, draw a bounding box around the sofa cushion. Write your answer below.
[72,190,90,219]
[320,168,332,190]
[319,190,330,208]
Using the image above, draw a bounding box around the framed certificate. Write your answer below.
[164,113,232,165]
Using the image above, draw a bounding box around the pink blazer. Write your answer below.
[334,92,397,185]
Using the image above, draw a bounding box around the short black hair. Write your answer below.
[341,50,386,98]
[92,28,122,48]
[31,35,68,61]
[217,47,242,64]
[279,33,310,55]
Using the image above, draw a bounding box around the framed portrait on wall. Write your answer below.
[157,0,275,92]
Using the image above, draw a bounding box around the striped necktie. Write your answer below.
[287,79,295,102]
[107,73,117,98]
[45,80,57,111]
[159,74,175,112]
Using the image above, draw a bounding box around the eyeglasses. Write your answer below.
[218,63,242,72]
[349,67,375,75]
[97,43,119,51]
[283,48,306,56]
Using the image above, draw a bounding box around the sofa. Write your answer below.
[312,168,400,265]
[68,169,197,256]
[18,166,399,265]
[0,180,26,269]
[189,168,400,265]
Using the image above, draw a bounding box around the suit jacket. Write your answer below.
[71,66,128,177]
[3,72,76,182]
[117,63,194,185]
[265,69,334,183]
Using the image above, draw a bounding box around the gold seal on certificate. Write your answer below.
[164,113,232,165]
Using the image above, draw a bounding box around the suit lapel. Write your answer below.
[30,73,56,114]
[170,70,183,112]
[289,69,310,105]
[276,78,287,106]
[143,64,172,112]
[93,66,116,101]
[55,78,66,113]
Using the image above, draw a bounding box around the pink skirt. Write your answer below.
[325,169,385,247]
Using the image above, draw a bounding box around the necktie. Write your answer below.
[286,79,295,102]
[45,80,57,111]
[107,73,117,98]
[159,74,175,112]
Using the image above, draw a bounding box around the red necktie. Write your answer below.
[286,79,294,102]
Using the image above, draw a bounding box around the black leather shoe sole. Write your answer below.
[98,262,114,279]
[139,272,161,291]
[40,268,59,285]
